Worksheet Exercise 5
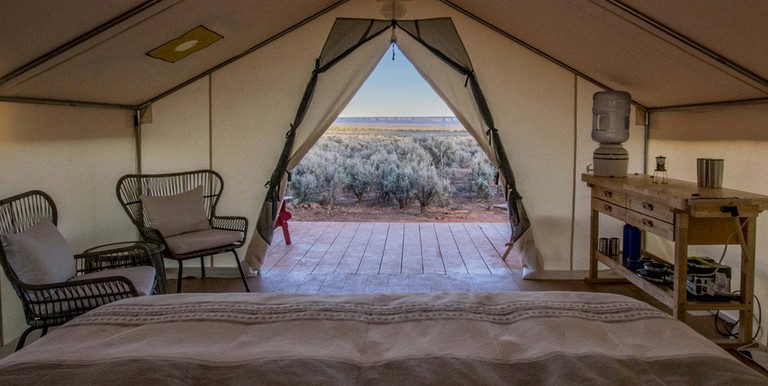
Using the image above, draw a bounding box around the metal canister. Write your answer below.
[598,238,608,254]
[608,237,620,258]
[697,158,708,187]
[707,159,724,188]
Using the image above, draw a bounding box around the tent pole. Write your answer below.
[0,96,136,110]
[134,109,142,175]
[648,97,768,113]
[643,110,650,175]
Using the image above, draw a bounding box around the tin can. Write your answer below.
[598,238,608,254]
[608,237,620,257]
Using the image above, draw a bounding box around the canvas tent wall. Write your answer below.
[1,0,767,347]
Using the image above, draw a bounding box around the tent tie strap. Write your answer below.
[485,127,499,145]
[285,123,296,139]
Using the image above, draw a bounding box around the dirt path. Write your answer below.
[288,196,510,223]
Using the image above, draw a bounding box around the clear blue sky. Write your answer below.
[339,44,454,117]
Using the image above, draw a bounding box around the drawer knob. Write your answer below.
[642,218,654,228]
[603,204,612,212]
[642,202,654,211]
[603,191,613,198]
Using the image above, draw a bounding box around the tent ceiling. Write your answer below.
[1,0,766,110]
[0,0,342,107]
[447,0,768,108]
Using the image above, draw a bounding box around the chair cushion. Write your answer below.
[165,229,244,255]
[140,186,211,237]
[70,266,156,296]
[0,220,76,285]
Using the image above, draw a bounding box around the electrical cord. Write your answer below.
[715,293,763,343]
[694,218,764,344]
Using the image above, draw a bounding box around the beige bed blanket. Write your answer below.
[0,291,764,385]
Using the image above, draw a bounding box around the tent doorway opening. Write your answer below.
[245,17,539,279]
[286,44,508,223]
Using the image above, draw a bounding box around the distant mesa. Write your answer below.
[335,116,459,127]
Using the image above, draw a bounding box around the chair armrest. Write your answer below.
[139,226,166,245]
[16,275,138,304]
[76,243,154,274]
[211,215,248,233]
[16,275,138,326]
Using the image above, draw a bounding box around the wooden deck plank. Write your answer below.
[312,222,359,274]
[379,222,405,274]
[470,272,519,292]
[342,273,368,293]
[296,273,327,293]
[420,223,445,274]
[318,272,348,294]
[464,223,512,274]
[357,223,389,274]
[271,271,308,293]
[479,222,522,269]
[433,223,468,274]
[401,223,423,274]
[387,274,410,293]
[363,274,389,293]
[248,272,286,293]
[478,222,510,256]
[335,222,375,273]
[265,221,329,274]
[431,274,472,292]
[290,222,345,275]
[409,274,432,293]
[449,223,491,275]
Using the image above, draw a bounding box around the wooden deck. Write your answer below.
[257,221,521,293]
[178,221,654,299]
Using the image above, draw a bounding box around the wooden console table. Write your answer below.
[583,173,768,346]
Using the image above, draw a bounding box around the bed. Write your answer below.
[0,291,765,385]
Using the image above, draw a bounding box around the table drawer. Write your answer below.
[593,197,627,221]
[592,186,626,207]
[627,210,674,239]
[628,196,674,223]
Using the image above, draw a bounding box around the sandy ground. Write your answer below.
[287,195,510,223]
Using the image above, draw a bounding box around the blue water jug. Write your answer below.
[622,224,641,265]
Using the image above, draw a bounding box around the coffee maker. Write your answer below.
[592,91,631,177]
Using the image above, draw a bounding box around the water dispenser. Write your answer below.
[592,91,631,177]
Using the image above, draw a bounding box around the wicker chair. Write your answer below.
[0,190,157,351]
[116,169,250,293]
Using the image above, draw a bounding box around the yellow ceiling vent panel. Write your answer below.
[147,25,222,63]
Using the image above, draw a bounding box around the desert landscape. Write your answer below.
[287,117,510,223]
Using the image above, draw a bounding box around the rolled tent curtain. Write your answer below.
[245,17,542,278]
[244,19,392,271]
[394,19,542,278]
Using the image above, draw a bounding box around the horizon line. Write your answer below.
[335,115,458,118]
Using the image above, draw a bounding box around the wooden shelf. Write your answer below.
[593,252,674,308]
[593,252,748,311]
[584,173,768,346]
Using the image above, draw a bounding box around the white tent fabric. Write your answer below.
[395,32,543,278]
[242,32,392,273]
[244,18,542,278]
